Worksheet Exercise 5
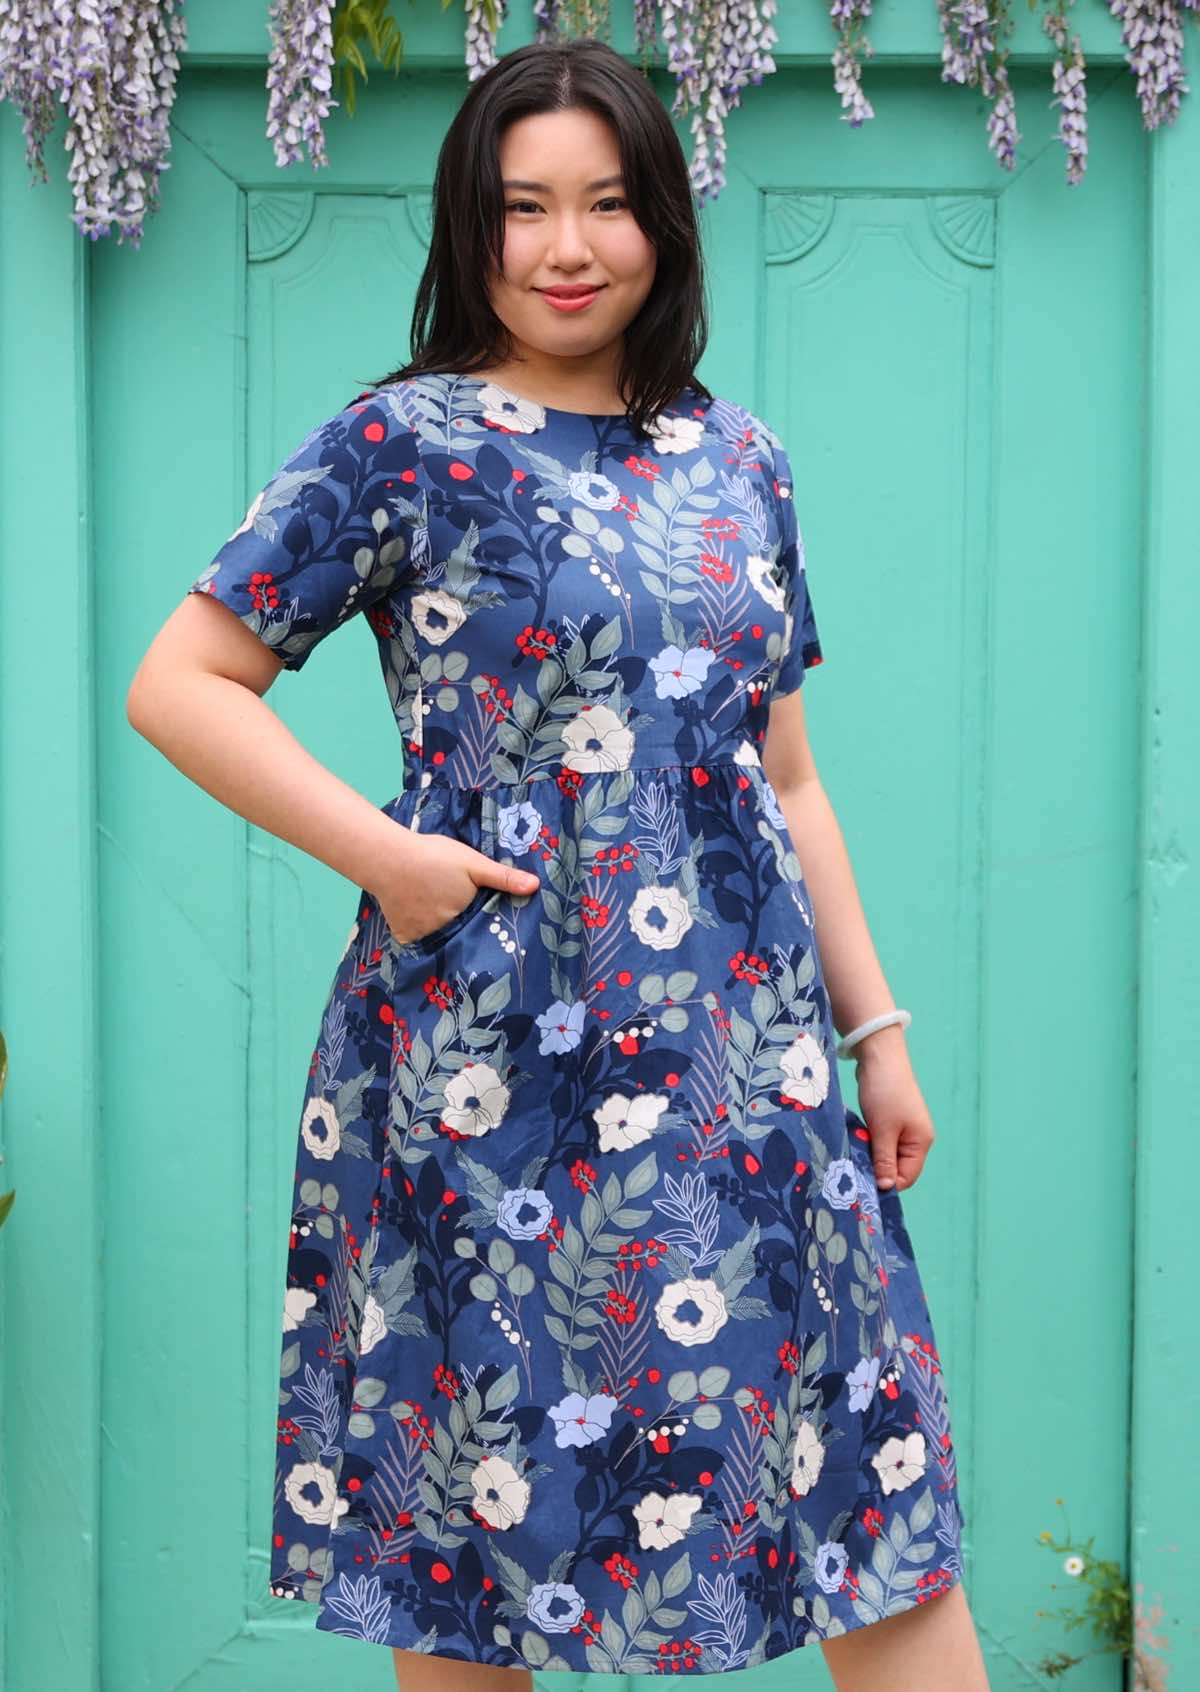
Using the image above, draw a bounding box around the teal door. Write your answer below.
[15,26,1145,1692]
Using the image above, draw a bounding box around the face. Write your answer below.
[484,106,658,389]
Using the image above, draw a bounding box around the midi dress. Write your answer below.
[188,370,966,1674]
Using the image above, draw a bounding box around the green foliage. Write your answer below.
[331,0,408,118]
[1032,1498,1133,1680]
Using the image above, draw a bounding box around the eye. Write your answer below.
[595,196,627,211]
[505,200,541,214]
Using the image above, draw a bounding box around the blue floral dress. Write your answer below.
[189,371,966,1673]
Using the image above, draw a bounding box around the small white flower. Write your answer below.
[411,587,468,646]
[1063,1554,1085,1577]
[594,1089,670,1153]
[628,884,694,951]
[633,1489,702,1549]
[560,704,634,773]
[441,1062,511,1139]
[470,1454,531,1529]
[791,1419,826,1496]
[282,1285,317,1331]
[284,1459,349,1527]
[478,383,546,433]
[871,1431,928,1495]
[357,1292,387,1355]
[645,413,705,455]
[654,1277,729,1347]
[780,1030,830,1110]
[746,551,786,612]
[300,1095,341,1161]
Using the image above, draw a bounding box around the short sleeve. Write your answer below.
[187,389,429,672]
[766,435,823,698]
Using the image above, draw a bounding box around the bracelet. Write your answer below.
[835,1008,912,1060]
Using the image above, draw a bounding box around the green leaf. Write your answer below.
[662,1553,691,1600]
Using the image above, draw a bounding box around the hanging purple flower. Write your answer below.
[1106,0,1189,131]
[0,0,187,245]
[1044,6,1088,185]
[657,0,778,203]
[266,0,338,168]
[829,0,875,128]
[936,0,1022,172]
[0,0,61,183]
[465,0,509,80]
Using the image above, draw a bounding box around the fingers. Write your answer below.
[473,854,540,895]
[873,1132,930,1192]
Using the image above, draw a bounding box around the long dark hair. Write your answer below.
[368,37,712,437]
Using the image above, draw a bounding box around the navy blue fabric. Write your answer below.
[189,373,965,1671]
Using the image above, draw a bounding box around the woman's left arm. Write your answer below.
[761,688,936,1193]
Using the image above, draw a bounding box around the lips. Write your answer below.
[538,285,605,299]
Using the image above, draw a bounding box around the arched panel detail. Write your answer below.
[764,192,836,265]
[247,191,316,263]
[928,195,996,268]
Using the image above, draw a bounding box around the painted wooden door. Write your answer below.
[86,50,1141,1692]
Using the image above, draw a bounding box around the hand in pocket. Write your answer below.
[376,830,540,948]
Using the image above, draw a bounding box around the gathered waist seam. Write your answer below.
[402,754,764,792]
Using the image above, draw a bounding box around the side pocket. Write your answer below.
[396,787,499,957]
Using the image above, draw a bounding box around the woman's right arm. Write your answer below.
[125,588,443,910]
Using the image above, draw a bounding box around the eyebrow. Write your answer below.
[501,176,625,192]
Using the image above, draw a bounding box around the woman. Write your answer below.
[127,35,990,1692]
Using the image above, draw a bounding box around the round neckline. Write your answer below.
[446,372,635,419]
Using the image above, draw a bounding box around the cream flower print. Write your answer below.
[790,1419,827,1497]
[780,1030,830,1110]
[633,1490,703,1549]
[300,1095,341,1161]
[734,737,763,768]
[470,1454,531,1529]
[629,884,694,951]
[284,1460,350,1527]
[594,1089,670,1153]
[646,412,706,454]
[411,587,468,647]
[357,1292,387,1356]
[442,1062,510,1139]
[478,382,547,434]
[283,1285,317,1331]
[561,703,635,773]
[339,918,360,963]
[654,1277,729,1347]
[746,551,787,612]
[871,1430,928,1495]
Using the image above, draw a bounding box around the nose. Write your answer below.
[542,213,594,268]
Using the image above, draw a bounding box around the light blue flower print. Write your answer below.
[846,1354,882,1411]
[651,643,716,700]
[496,1187,553,1241]
[548,1391,619,1449]
[536,998,586,1056]
[526,1581,586,1632]
[854,1159,883,1219]
[566,469,621,509]
[815,1540,850,1594]
[760,777,787,830]
[497,799,544,856]
[822,1156,859,1209]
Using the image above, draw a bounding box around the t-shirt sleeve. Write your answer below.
[187,390,428,673]
[766,435,823,698]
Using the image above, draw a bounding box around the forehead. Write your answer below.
[497,108,623,186]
